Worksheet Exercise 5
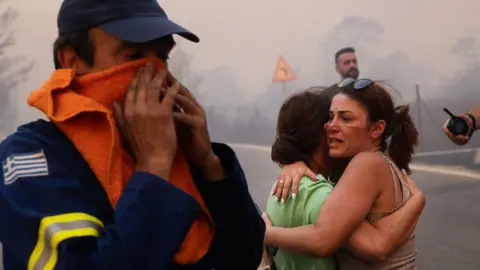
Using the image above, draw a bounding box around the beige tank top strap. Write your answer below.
[367,153,411,223]
[379,153,400,207]
[381,153,413,206]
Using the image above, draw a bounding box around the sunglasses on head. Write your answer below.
[337,77,386,111]
[338,77,374,89]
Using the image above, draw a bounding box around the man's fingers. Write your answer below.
[142,62,156,85]
[443,120,455,137]
[124,68,142,118]
[172,112,200,126]
[136,63,154,107]
[178,84,198,103]
[442,124,450,136]
[147,71,166,106]
[113,102,124,129]
[174,94,200,114]
[113,102,136,161]
[459,114,473,126]
[162,81,180,109]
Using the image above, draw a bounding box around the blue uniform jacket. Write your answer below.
[0,120,265,270]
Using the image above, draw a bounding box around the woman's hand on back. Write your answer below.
[262,212,273,227]
[401,169,426,205]
[272,161,316,203]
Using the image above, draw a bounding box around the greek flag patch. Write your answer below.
[2,150,49,185]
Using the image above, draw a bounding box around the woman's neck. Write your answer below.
[362,141,383,153]
[307,161,331,179]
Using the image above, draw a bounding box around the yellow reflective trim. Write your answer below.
[45,228,100,270]
[28,213,104,270]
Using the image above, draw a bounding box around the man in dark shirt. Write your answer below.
[0,0,265,269]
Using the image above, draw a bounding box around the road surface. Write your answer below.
[232,144,480,270]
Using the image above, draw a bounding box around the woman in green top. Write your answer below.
[265,87,424,269]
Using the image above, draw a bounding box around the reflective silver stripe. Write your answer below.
[33,219,102,270]
[0,241,4,270]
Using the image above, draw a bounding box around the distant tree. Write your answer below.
[317,16,386,83]
[451,36,478,66]
[440,36,480,97]
[0,1,33,133]
[321,16,385,62]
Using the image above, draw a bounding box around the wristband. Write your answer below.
[466,113,476,136]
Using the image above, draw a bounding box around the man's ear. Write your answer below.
[57,46,89,73]
[335,63,341,75]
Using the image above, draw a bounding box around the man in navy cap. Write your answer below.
[0,0,265,269]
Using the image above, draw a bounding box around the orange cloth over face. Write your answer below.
[27,58,214,265]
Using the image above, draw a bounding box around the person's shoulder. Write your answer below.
[0,120,63,153]
[300,174,332,184]
[0,120,76,189]
[349,151,388,169]
[0,120,73,178]
[345,152,391,182]
[300,175,334,192]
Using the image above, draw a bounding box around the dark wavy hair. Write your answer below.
[271,86,338,166]
[339,83,419,173]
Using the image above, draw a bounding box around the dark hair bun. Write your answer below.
[271,134,307,166]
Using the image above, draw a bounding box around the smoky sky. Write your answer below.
[3,0,480,129]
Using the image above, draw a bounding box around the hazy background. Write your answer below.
[2,0,480,163]
[3,2,480,268]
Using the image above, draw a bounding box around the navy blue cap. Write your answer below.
[57,0,199,43]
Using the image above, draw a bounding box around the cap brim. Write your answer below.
[99,16,199,43]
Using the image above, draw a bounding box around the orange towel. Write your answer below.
[27,58,214,265]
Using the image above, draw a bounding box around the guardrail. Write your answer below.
[411,148,480,170]
[228,142,480,170]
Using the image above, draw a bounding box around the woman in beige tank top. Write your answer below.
[263,79,425,269]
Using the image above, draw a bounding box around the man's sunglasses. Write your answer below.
[338,77,374,89]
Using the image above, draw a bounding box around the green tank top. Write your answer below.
[266,175,336,270]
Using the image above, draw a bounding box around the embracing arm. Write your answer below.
[265,152,385,257]
[346,191,425,263]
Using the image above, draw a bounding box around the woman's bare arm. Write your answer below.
[264,152,386,257]
[345,170,425,262]
[345,194,424,263]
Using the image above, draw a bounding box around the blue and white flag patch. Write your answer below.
[2,150,49,185]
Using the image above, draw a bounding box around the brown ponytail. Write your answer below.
[386,105,419,174]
